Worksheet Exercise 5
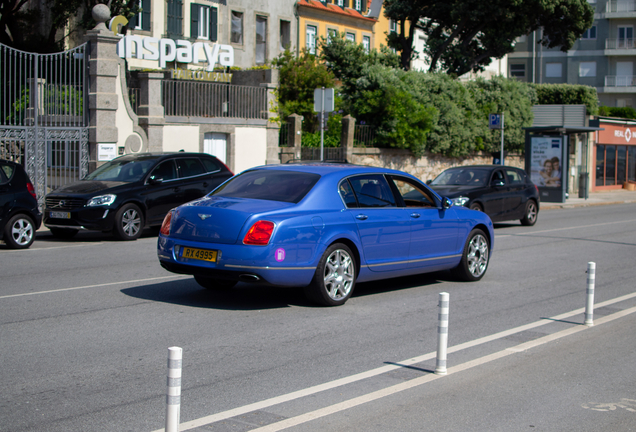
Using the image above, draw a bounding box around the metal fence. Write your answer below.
[279,121,289,147]
[605,38,636,50]
[0,42,89,207]
[354,124,379,148]
[300,147,345,161]
[606,0,636,12]
[162,80,268,119]
[605,75,636,87]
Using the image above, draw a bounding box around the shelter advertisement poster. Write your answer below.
[530,137,562,188]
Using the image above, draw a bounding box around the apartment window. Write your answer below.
[256,16,267,65]
[510,63,525,78]
[362,35,370,53]
[128,0,150,31]
[190,4,217,41]
[546,63,562,78]
[346,32,355,42]
[579,61,596,77]
[307,25,317,54]
[231,11,244,44]
[327,28,337,43]
[336,0,344,6]
[354,0,362,10]
[280,20,291,50]
[581,26,597,40]
[167,0,183,37]
[389,19,397,34]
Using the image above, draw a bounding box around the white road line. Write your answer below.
[165,291,636,432]
[496,219,636,238]
[0,275,189,299]
[247,304,636,432]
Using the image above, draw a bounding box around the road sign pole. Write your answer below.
[500,112,505,165]
[320,87,325,161]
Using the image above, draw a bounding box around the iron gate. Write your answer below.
[0,43,89,209]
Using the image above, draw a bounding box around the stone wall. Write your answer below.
[350,148,525,182]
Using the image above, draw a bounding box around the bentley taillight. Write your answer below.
[160,211,173,235]
[243,221,274,245]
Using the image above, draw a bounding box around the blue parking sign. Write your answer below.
[489,114,501,129]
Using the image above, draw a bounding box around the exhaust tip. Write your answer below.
[239,274,260,282]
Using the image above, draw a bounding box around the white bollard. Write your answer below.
[165,347,182,432]
[435,292,449,375]
[585,262,596,327]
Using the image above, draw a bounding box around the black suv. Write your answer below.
[44,153,233,240]
[0,160,42,249]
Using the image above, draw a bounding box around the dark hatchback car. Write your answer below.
[428,165,540,226]
[44,153,233,240]
[0,159,42,249]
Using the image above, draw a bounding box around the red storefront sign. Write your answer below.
[595,121,636,190]
[598,122,636,145]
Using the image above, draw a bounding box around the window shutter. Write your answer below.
[128,13,138,29]
[191,3,199,39]
[210,7,218,42]
[141,0,151,31]
[361,0,367,12]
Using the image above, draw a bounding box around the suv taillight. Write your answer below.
[26,182,37,200]
[243,221,274,245]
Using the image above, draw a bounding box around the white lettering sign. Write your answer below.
[117,36,234,71]
[614,128,633,142]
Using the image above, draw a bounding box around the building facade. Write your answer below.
[508,0,636,108]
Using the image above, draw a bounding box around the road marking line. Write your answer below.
[0,275,189,299]
[166,291,636,432]
[496,219,636,238]
[246,305,636,432]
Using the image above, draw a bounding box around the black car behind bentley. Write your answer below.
[428,165,540,226]
[44,153,233,240]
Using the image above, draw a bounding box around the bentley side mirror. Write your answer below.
[442,197,453,209]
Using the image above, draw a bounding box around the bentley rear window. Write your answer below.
[212,170,320,203]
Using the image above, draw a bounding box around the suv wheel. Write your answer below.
[113,203,144,240]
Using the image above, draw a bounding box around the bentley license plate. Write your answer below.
[182,247,217,262]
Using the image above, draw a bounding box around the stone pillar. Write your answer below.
[137,73,165,152]
[288,114,303,160]
[85,4,120,170]
[341,115,356,163]
[262,70,280,165]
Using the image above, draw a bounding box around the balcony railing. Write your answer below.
[605,75,636,86]
[162,80,268,119]
[606,0,636,12]
[605,38,636,49]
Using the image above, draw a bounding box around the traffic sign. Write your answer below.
[314,88,335,113]
[489,113,501,129]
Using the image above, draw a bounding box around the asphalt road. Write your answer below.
[1,204,636,432]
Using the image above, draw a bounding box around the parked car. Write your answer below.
[0,160,42,249]
[157,163,494,306]
[428,165,540,226]
[44,153,233,240]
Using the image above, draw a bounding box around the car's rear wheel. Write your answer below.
[113,203,144,240]
[453,228,489,281]
[4,214,35,249]
[50,227,78,239]
[469,202,483,212]
[520,200,538,226]
[304,243,356,306]
[194,275,238,290]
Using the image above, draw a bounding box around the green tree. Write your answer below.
[466,76,537,153]
[383,0,594,76]
[272,48,336,134]
[346,65,437,156]
[1,0,140,52]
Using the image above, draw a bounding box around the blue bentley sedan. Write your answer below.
[157,163,494,306]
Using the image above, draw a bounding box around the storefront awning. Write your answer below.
[523,126,603,134]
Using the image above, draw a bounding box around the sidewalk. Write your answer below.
[541,188,636,209]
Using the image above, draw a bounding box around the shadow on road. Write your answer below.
[121,271,450,311]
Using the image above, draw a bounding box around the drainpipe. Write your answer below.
[295,3,300,57]
[532,30,536,83]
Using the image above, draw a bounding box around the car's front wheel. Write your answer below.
[113,203,144,240]
[453,228,490,281]
[520,200,538,226]
[194,275,238,290]
[304,243,356,306]
[4,214,35,249]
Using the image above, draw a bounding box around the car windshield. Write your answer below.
[212,170,320,203]
[85,158,157,182]
[430,168,490,186]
